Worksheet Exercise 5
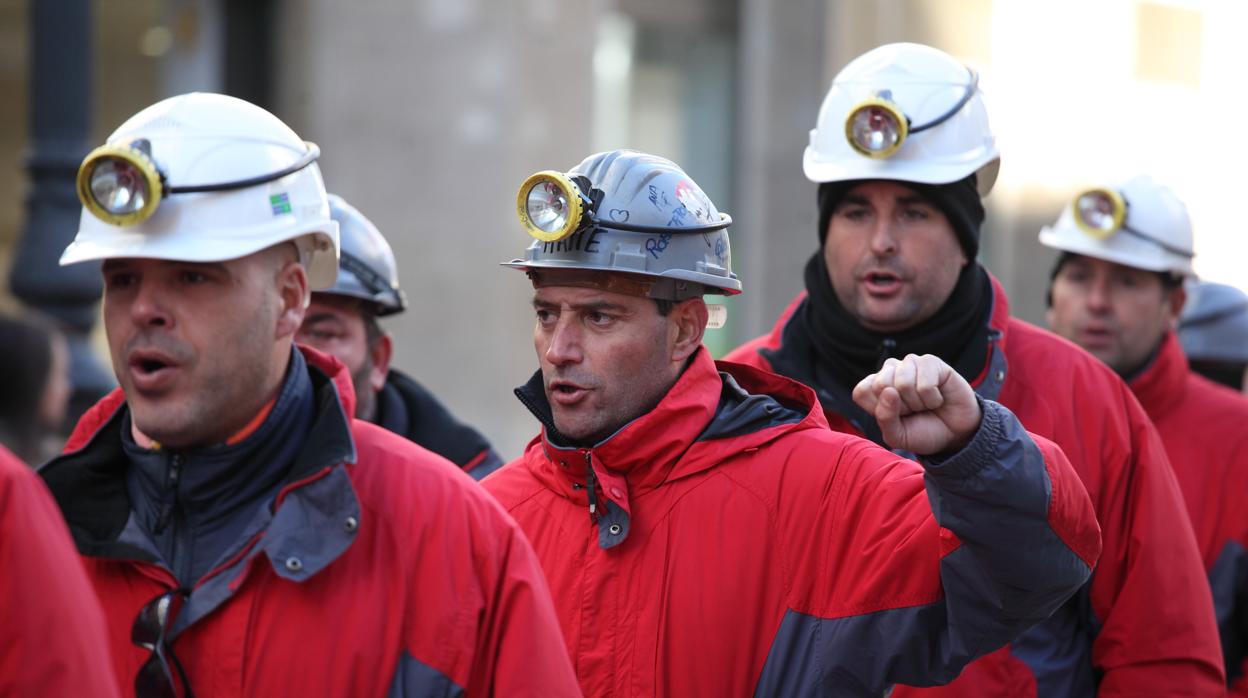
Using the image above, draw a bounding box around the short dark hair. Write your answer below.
[0,312,60,458]
[363,310,385,350]
[654,299,675,316]
[1047,251,1185,307]
[1159,272,1184,290]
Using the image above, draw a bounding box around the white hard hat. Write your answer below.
[805,43,1000,195]
[60,92,340,288]
[1038,175,1194,276]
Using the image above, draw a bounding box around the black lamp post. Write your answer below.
[11,0,115,423]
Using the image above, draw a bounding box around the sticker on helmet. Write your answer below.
[706,303,728,329]
[270,192,292,216]
[675,181,714,225]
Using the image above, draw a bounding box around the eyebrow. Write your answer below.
[302,312,347,325]
[897,194,936,207]
[101,260,232,274]
[532,297,631,314]
[837,193,936,208]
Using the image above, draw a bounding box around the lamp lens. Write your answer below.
[90,158,149,216]
[526,180,569,234]
[850,105,902,154]
[1076,191,1119,234]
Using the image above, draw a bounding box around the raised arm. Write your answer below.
[760,355,1100,694]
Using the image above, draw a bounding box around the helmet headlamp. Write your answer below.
[845,98,908,159]
[1070,187,1194,258]
[76,138,322,226]
[843,68,980,159]
[516,168,731,242]
[1072,188,1127,239]
[517,171,587,242]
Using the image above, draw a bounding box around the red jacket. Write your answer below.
[39,347,579,698]
[483,347,1100,697]
[1131,331,1248,695]
[0,445,119,698]
[726,275,1224,697]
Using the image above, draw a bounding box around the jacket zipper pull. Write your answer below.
[154,453,183,533]
[583,451,599,523]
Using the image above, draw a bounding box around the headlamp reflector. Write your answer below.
[77,143,164,226]
[517,170,584,242]
[92,160,147,214]
[528,182,568,232]
[845,98,908,159]
[1073,188,1127,239]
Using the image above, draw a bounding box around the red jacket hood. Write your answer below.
[63,344,356,453]
[1128,331,1189,420]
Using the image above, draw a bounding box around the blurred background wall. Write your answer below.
[2,0,1243,459]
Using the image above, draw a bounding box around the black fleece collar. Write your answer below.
[798,252,993,392]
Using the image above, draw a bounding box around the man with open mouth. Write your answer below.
[38,92,577,698]
[483,148,1100,696]
[725,42,1224,697]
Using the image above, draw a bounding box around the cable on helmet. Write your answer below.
[77,137,322,227]
[843,67,979,159]
[1071,188,1194,259]
[516,169,731,243]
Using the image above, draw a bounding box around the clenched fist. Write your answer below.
[852,354,982,456]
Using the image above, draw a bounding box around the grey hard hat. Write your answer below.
[503,150,741,301]
[321,194,407,316]
[1178,281,1248,363]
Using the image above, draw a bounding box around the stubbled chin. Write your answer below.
[853,300,921,333]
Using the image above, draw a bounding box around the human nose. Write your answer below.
[542,315,583,366]
[129,278,172,329]
[867,218,898,256]
[1086,275,1112,313]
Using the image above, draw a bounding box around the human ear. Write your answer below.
[275,261,310,340]
[670,299,708,362]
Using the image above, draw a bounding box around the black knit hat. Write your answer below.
[817,174,984,259]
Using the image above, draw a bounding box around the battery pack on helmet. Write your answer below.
[77,142,165,226]
[845,98,908,159]
[517,170,586,242]
[1072,188,1127,240]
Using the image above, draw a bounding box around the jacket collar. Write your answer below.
[516,347,823,547]
[1128,331,1188,420]
[40,346,359,563]
[984,272,1012,356]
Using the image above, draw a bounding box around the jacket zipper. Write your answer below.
[582,450,599,523]
[155,453,183,533]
